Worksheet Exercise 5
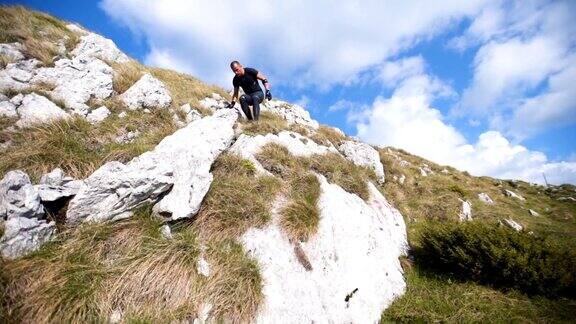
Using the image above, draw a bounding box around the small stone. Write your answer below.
[15,93,70,127]
[458,199,472,221]
[503,189,525,201]
[196,256,211,277]
[118,111,127,118]
[86,106,111,124]
[160,224,172,239]
[502,219,523,231]
[528,209,539,216]
[478,192,494,205]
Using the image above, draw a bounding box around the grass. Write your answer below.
[256,143,322,241]
[0,107,177,181]
[2,205,267,323]
[110,60,144,94]
[193,153,282,241]
[309,125,347,147]
[240,111,288,136]
[0,5,79,66]
[381,263,576,323]
[309,152,376,201]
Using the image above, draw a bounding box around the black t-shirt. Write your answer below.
[233,67,262,94]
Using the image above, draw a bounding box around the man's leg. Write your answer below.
[239,94,253,120]
[251,91,265,121]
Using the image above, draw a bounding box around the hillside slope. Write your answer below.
[1,6,575,323]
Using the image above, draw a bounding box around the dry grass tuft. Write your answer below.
[310,125,347,147]
[309,152,375,200]
[256,143,321,241]
[0,6,79,66]
[240,111,288,136]
[3,205,266,323]
[194,153,281,241]
[148,67,228,109]
[110,60,144,94]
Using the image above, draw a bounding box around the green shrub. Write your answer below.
[414,221,576,298]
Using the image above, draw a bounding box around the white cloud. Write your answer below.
[100,0,492,88]
[352,59,576,185]
[453,0,576,141]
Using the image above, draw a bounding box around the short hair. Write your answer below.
[230,60,240,69]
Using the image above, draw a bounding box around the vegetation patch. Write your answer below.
[381,263,576,323]
[309,125,347,147]
[0,6,79,66]
[240,111,288,136]
[110,60,144,94]
[194,153,281,241]
[413,221,576,298]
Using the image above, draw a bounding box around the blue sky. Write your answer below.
[4,0,576,184]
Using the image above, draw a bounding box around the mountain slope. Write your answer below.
[0,6,575,323]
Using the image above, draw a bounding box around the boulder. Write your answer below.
[0,43,25,62]
[120,73,172,110]
[339,141,385,183]
[0,216,56,260]
[0,100,17,118]
[86,106,111,124]
[503,189,525,201]
[0,170,45,220]
[152,109,238,220]
[15,93,70,127]
[262,100,319,129]
[241,175,407,323]
[66,158,174,224]
[478,192,494,205]
[67,109,238,223]
[502,219,523,231]
[528,209,540,217]
[71,32,130,63]
[458,199,472,221]
[180,103,202,123]
[32,56,114,115]
[35,168,83,202]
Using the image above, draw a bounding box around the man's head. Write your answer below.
[230,60,244,76]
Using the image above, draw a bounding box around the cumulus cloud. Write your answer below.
[352,58,576,185]
[100,0,491,88]
[453,0,576,140]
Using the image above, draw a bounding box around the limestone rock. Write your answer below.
[71,32,130,63]
[0,100,17,118]
[180,103,202,123]
[118,111,127,118]
[0,216,56,260]
[503,189,525,201]
[66,158,174,224]
[160,224,172,239]
[86,106,111,124]
[115,131,140,144]
[120,73,172,110]
[478,192,494,205]
[10,93,24,106]
[241,175,407,323]
[15,93,70,127]
[528,209,540,216]
[35,168,82,202]
[229,131,338,174]
[0,43,25,62]
[262,100,319,129]
[398,174,406,185]
[152,109,238,220]
[502,219,523,231]
[458,199,472,221]
[198,93,227,111]
[0,170,44,220]
[196,257,211,277]
[339,141,385,183]
[32,56,114,115]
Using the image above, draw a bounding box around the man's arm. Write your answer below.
[232,86,239,101]
[256,72,270,90]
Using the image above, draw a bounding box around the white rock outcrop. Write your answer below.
[504,189,525,201]
[71,32,130,63]
[262,100,319,129]
[152,109,238,220]
[35,168,83,202]
[502,219,523,231]
[339,141,385,183]
[458,199,473,221]
[478,192,494,205]
[86,106,111,124]
[32,56,114,115]
[120,73,172,110]
[229,131,338,174]
[528,209,540,216]
[0,100,17,118]
[241,175,407,323]
[15,93,70,127]
[0,170,55,259]
[0,43,25,61]
[67,109,237,223]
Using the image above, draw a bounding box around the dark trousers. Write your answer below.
[240,91,264,121]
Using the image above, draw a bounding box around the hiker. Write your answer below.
[227,61,272,121]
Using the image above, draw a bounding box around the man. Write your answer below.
[227,61,272,121]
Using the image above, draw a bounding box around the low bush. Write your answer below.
[414,221,576,298]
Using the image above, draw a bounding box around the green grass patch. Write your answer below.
[240,111,288,136]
